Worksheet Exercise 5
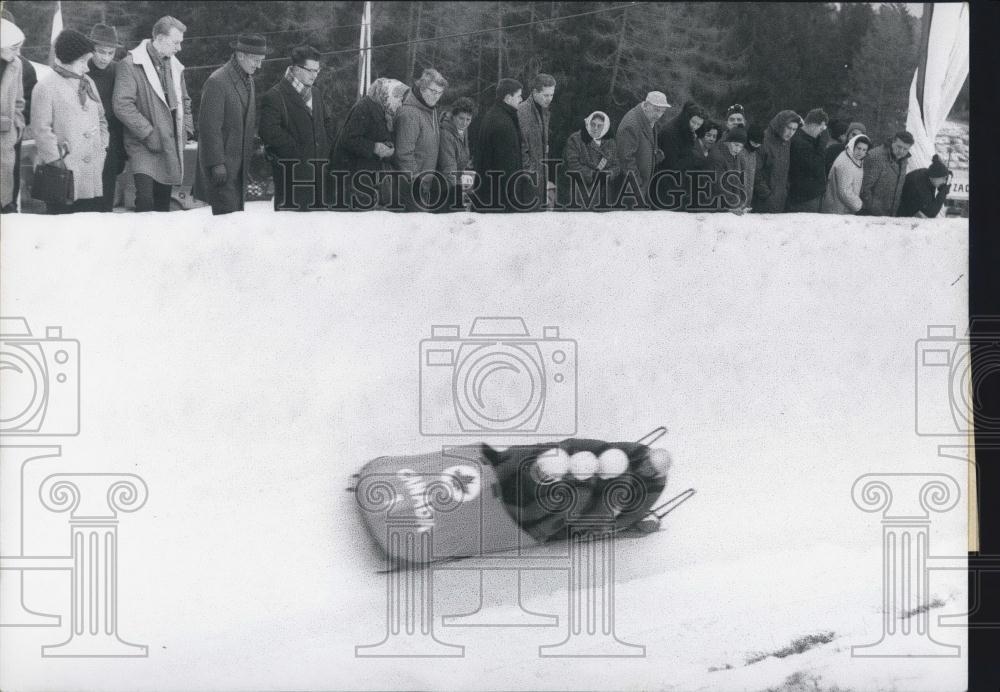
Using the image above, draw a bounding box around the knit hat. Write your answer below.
[928,154,950,178]
[725,103,745,118]
[230,33,269,56]
[88,23,120,49]
[846,121,867,136]
[747,123,765,144]
[1,18,25,49]
[723,127,747,144]
[54,28,95,64]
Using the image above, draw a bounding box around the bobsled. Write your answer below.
[350,427,695,566]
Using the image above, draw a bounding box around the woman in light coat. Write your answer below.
[821,133,871,215]
[31,29,108,213]
[1,19,26,212]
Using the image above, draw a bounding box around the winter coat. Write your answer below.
[707,142,747,210]
[392,88,439,175]
[897,168,949,218]
[259,77,334,210]
[330,94,393,206]
[742,148,757,209]
[437,112,472,188]
[113,40,192,186]
[788,127,827,203]
[860,143,911,217]
[18,55,36,127]
[616,102,661,198]
[517,96,551,196]
[30,70,109,201]
[656,102,702,174]
[473,100,524,211]
[0,56,25,207]
[824,141,845,176]
[193,58,256,213]
[821,135,868,214]
[563,120,619,209]
[752,110,800,213]
[87,58,126,177]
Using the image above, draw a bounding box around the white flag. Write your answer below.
[357,1,372,98]
[50,1,63,46]
[905,2,969,171]
[48,0,63,65]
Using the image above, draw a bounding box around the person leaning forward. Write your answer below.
[193,33,267,215]
[87,23,126,211]
[615,91,670,208]
[113,15,193,212]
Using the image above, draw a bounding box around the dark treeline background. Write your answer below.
[5,1,969,161]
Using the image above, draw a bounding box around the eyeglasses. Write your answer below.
[296,65,321,75]
[426,87,445,97]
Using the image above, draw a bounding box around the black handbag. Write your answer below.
[31,143,75,206]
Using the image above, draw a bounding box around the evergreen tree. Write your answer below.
[843,3,918,143]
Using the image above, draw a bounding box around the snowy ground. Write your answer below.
[0,204,969,691]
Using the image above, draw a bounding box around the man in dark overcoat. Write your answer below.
[87,24,127,211]
[472,78,525,212]
[193,34,266,215]
[259,45,334,210]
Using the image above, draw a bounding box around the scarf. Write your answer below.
[845,133,870,168]
[53,63,100,109]
[367,77,406,132]
[147,42,178,111]
[230,55,252,92]
[583,111,610,147]
[284,66,312,111]
[412,86,432,109]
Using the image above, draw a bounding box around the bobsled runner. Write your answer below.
[350,426,695,566]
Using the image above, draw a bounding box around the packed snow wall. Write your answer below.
[0,206,969,691]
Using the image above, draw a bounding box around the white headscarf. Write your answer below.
[584,111,611,145]
[1,19,26,49]
[845,133,872,167]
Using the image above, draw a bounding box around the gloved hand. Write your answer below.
[937,183,951,197]
[210,164,227,186]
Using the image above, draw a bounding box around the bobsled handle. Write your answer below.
[634,426,668,448]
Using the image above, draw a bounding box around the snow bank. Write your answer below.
[0,205,969,691]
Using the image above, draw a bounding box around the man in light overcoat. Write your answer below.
[113,15,193,212]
